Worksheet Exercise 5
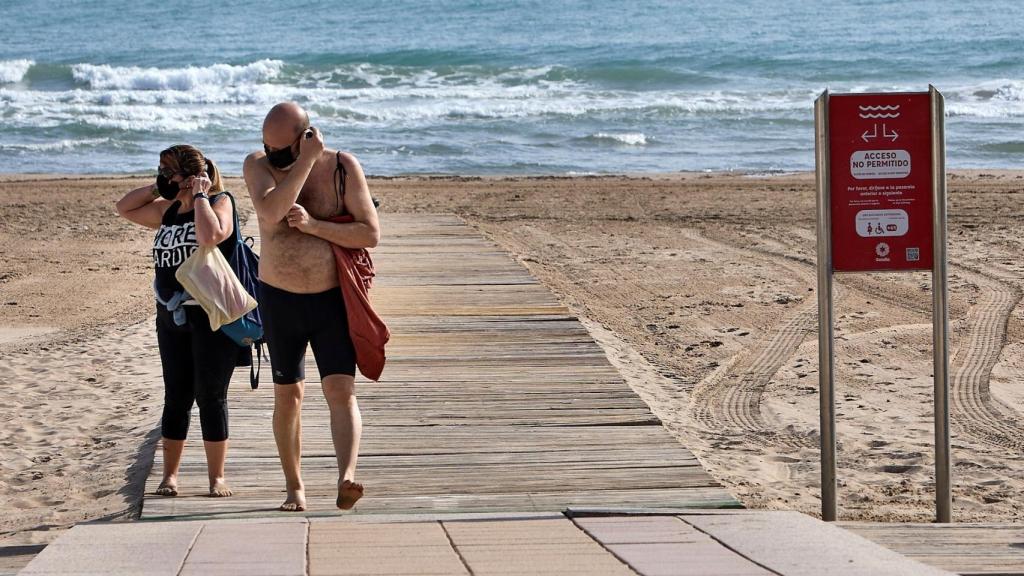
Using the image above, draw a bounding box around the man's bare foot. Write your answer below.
[279,487,306,512]
[155,476,178,497]
[337,479,363,510]
[209,477,233,497]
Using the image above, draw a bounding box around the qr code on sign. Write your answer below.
[906,247,920,262]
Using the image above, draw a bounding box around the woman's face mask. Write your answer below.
[156,172,180,200]
[157,160,212,199]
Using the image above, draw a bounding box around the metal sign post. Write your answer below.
[814,94,837,522]
[930,86,952,523]
[814,87,951,523]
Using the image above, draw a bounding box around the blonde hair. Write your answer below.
[160,144,225,192]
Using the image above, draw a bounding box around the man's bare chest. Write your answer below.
[297,171,343,220]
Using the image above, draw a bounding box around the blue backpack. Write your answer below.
[220,192,264,389]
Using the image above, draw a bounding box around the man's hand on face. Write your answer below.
[286,203,315,233]
[299,127,325,161]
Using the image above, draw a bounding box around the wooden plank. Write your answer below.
[141,489,740,521]
[840,522,1024,575]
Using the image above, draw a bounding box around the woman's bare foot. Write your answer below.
[279,486,306,512]
[155,476,178,497]
[337,479,363,510]
[209,477,233,497]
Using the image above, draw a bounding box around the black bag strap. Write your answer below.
[250,342,265,390]
[217,191,244,245]
[218,190,262,391]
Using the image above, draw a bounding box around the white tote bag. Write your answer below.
[175,246,257,331]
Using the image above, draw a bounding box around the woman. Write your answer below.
[116,144,237,497]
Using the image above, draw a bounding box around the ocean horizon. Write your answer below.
[1,0,1021,176]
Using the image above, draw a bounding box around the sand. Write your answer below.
[1,171,1022,552]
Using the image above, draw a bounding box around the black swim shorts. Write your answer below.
[258,281,356,384]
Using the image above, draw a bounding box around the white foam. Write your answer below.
[71,60,284,91]
[315,63,567,90]
[496,65,560,82]
[945,80,1024,118]
[1,70,1022,136]
[591,132,648,145]
[0,83,858,133]
[0,138,111,152]
[0,59,34,83]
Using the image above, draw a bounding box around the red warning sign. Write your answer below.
[829,93,933,272]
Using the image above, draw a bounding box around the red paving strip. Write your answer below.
[442,518,635,575]
[308,522,467,576]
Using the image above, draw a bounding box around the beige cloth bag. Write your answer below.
[175,245,257,331]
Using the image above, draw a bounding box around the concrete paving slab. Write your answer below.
[451,525,635,576]
[308,533,448,545]
[185,542,305,565]
[568,508,751,517]
[453,544,616,556]
[194,520,307,543]
[200,526,306,543]
[442,518,594,545]
[20,551,189,574]
[681,511,955,576]
[307,553,469,576]
[457,555,635,576]
[20,522,201,575]
[574,516,710,544]
[178,519,308,574]
[144,516,308,526]
[312,571,465,576]
[179,561,305,576]
[308,512,565,524]
[307,520,467,576]
[309,546,460,561]
[310,522,448,545]
[607,542,773,576]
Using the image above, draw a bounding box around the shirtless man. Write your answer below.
[244,102,380,511]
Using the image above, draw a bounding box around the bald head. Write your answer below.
[262,102,310,149]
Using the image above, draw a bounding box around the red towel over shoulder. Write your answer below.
[327,215,390,381]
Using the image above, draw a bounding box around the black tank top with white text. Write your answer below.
[153,195,233,301]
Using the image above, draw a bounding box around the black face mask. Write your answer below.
[156,174,180,200]
[264,141,297,170]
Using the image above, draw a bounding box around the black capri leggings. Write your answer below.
[156,304,238,442]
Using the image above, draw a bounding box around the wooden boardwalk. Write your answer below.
[841,522,1024,576]
[141,213,738,519]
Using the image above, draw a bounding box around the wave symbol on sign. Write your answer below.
[859,105,901,119]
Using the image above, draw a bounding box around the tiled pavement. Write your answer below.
[21,511,952,575]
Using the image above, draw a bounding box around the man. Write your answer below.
[244,102,380,511]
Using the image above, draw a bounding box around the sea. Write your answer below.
[0,0,1021,175]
